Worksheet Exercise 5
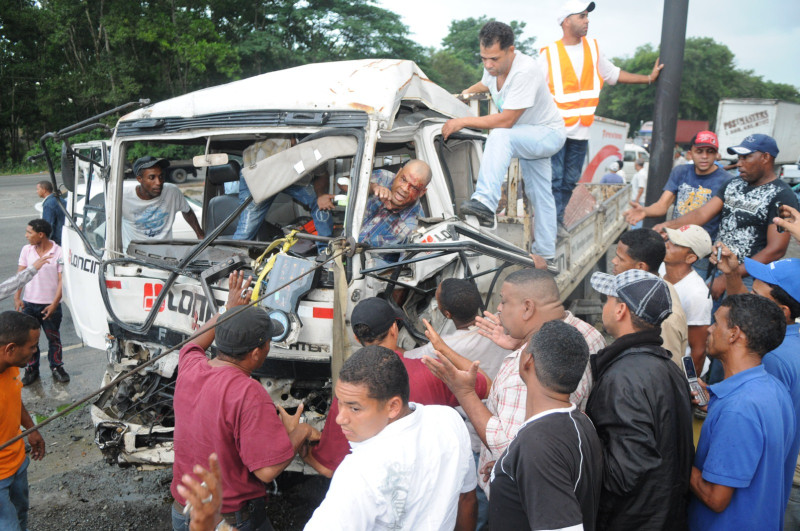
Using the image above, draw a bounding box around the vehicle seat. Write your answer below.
[206,160,242,236]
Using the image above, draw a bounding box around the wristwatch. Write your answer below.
[215,520,235,531]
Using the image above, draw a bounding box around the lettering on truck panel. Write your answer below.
[142,283,223,325]
[69,251,100,274]
[723,110,770,136]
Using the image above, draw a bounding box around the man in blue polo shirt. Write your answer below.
[714,253,800,525]
[688,294,795,530]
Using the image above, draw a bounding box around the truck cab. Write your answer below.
[51,59,629,467]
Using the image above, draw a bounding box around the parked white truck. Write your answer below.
[46,60,629,468]
[715,98,800,181]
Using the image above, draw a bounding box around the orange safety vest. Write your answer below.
[541,37,603,127]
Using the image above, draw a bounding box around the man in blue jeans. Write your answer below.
[36,180,66,246]
[233,162,335,248]
[443,21,566,271]
[0,311,46,531]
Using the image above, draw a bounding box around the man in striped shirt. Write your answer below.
[422,268,605,529]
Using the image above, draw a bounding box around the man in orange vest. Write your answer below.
[443,21,566,272]
[542,0,663,233]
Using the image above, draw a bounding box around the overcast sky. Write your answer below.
[392,0,800,88]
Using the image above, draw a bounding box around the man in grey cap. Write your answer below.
[586,269,694,530]
[121,156,204,249]
[170,272,319,531]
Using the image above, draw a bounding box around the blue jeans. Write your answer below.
[172,506,258,531]
[232,176,333,247]
[0,456,29,531]
[474,451,489,531]
[785,483,800,530]
[551,138,589,224]
[22,302,62,371]
[472,124,566,258]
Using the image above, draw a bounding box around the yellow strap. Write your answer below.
[250,230,299,301]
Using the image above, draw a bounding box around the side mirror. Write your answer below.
[61,142,76,192]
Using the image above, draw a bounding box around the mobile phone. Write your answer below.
[682,355,708,407]
[716,245,722,264]
[776,200,785,233]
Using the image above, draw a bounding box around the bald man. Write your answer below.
[421,268,605,528]
[359,159,432,257]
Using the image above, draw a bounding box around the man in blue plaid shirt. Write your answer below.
[359,160,431,259]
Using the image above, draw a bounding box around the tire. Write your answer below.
[169,168,188,184]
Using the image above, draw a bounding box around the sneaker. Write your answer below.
[51,366,70,383]
[21,368,40,386]
[557,221,570,239]
[545,258,560,275]
[460,199,495,226]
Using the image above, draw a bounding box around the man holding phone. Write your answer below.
[689,294,794,529]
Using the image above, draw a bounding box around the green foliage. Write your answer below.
[2,3,797,175]
[596,37,800,131]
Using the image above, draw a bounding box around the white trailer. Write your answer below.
[715,98,800,166]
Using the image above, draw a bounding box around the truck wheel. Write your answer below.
[169,168,188,184]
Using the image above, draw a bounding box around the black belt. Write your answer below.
[221,496,269,529]
[173,496,272,530]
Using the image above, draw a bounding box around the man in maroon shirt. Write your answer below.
[303,297,490,477]
[170,272,319,531]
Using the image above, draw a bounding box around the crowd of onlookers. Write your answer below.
[5,2,800,528]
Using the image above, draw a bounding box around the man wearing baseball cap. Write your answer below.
[122,155,204,250]
[170,272,319,531]
[540,0,663,232]
[661,225,713,375]
[625,131,731,275]
[303,296,489,480]
[586,269,693,530]
[714,251,800,524]
[653,133,799,300]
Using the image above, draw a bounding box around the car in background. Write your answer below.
[622,143,649,181]
[780,156,800,187]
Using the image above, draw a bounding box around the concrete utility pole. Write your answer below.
[644,0,690,227]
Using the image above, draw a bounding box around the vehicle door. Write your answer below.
[62,141,110,349]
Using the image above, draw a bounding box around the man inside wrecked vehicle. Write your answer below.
[170,272,320,531]
[358,159,431,258]
[122,156,205,249]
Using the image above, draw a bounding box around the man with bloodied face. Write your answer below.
[358,159,431,259]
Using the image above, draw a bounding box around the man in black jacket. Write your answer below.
[587,269,694,530]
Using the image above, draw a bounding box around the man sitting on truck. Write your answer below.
[121,156,204,249]
[359,159,431,256]
[442,21,566,272]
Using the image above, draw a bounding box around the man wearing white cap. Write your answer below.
[660,225,713,375]
[541,0,663,231]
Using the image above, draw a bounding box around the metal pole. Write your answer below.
[644,0,690,227]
